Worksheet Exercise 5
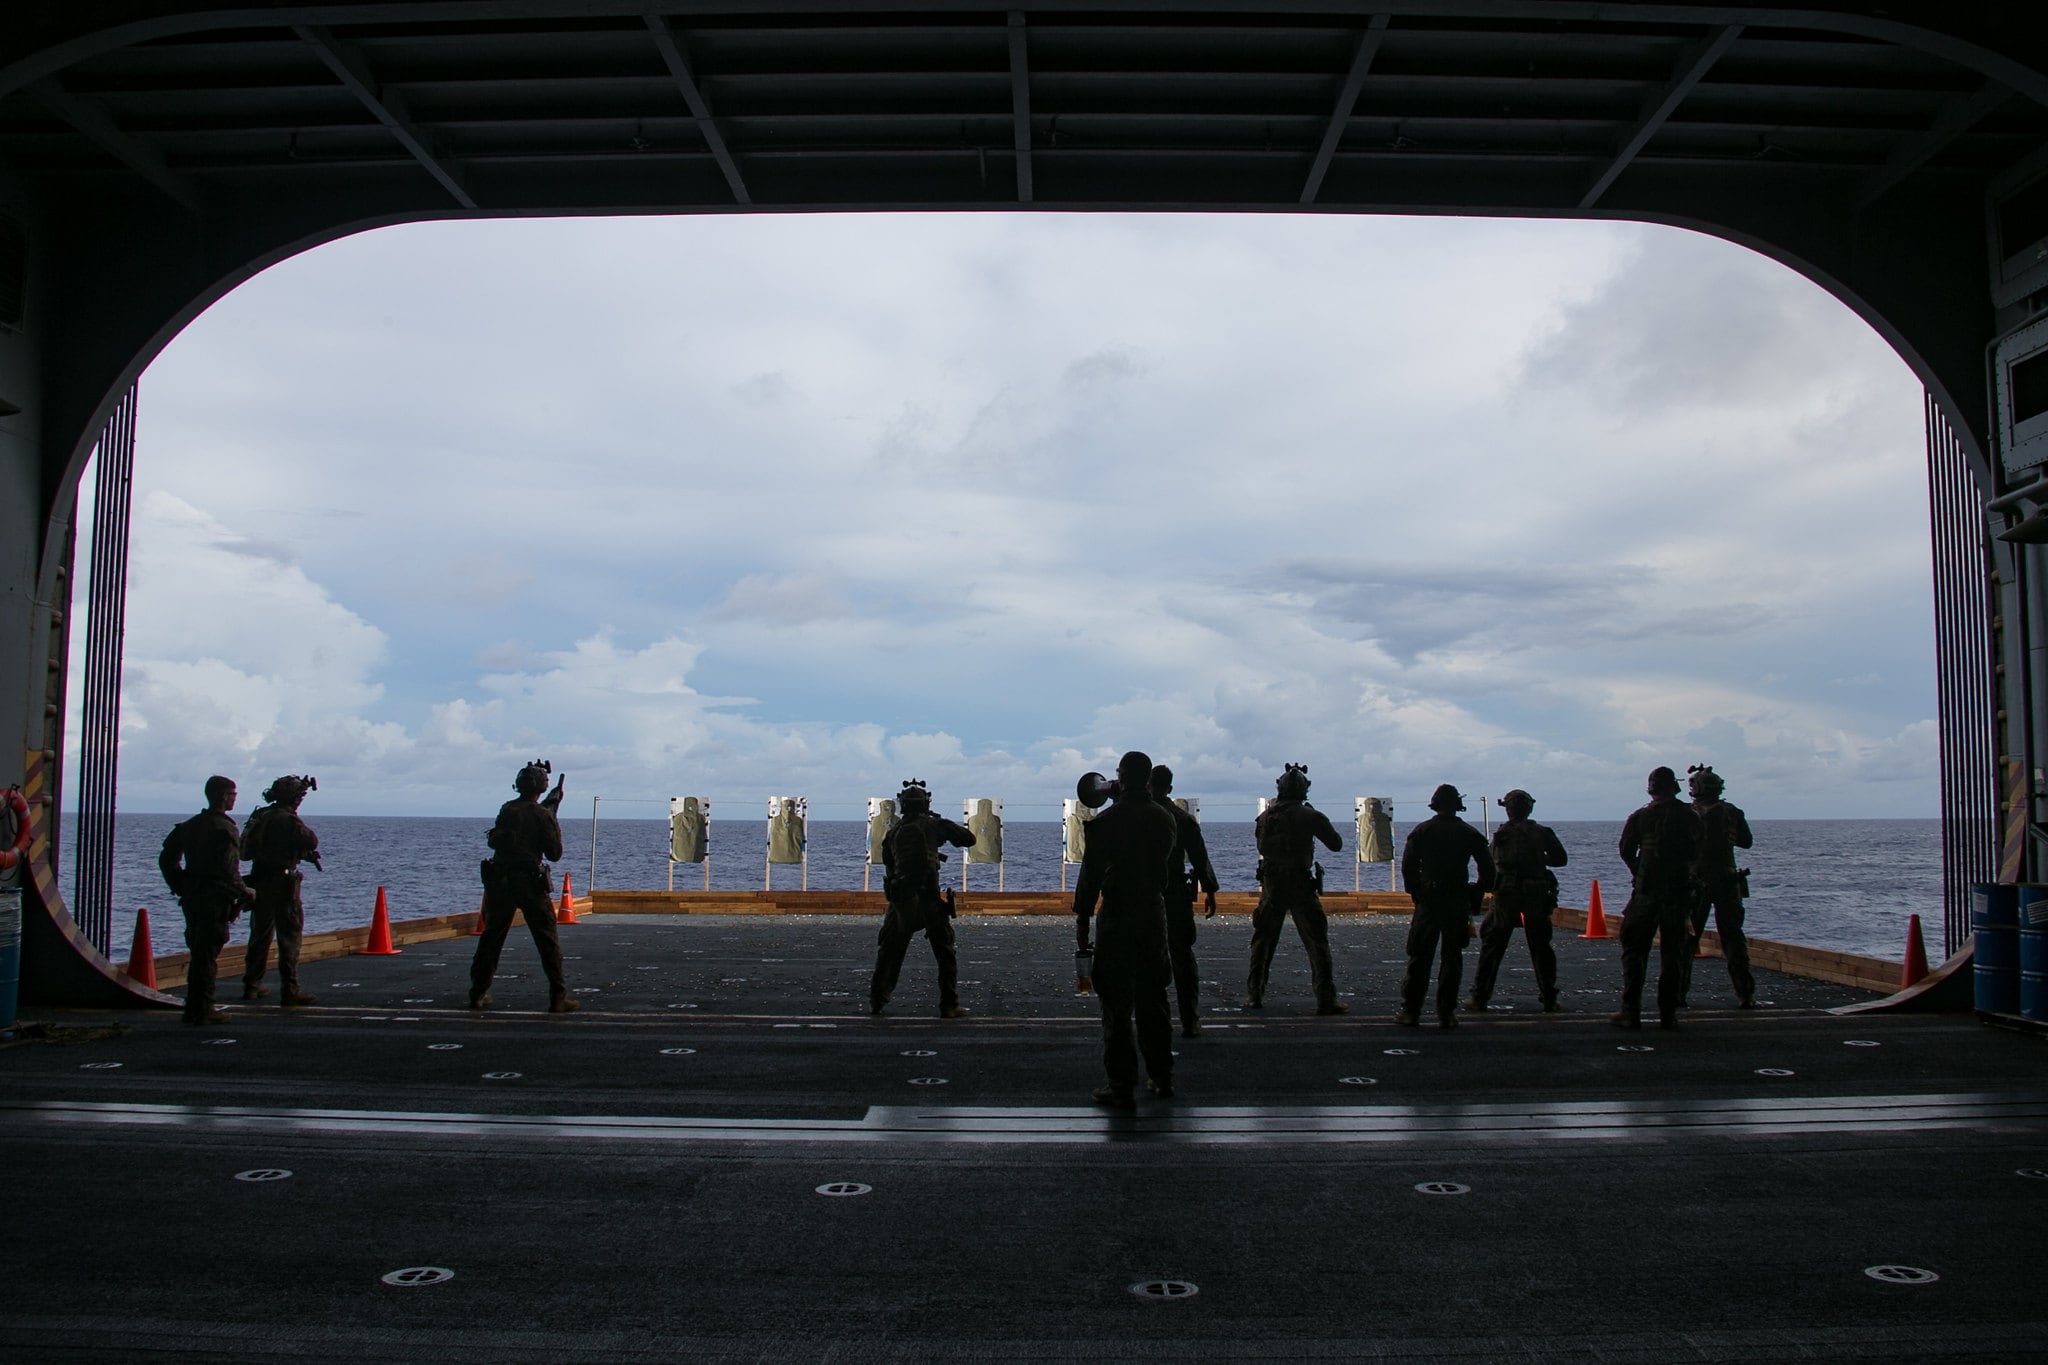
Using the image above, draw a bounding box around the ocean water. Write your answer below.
[80,814,1942,966]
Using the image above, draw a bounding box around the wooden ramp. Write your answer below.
[587,889,1420,917]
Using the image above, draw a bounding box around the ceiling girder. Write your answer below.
[293,23,476,210]
[1301,13,1391,206]
[1008,11,1032,204]
[1579,23,1743,211]
[1857,80,2013,210]
[644,14,751,206]
[26,77,201,213]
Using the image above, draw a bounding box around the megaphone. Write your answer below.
[1075,771,1121,809]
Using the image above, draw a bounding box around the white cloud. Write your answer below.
[64,212,1939,820]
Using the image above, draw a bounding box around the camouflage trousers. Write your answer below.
[470,864,568,1002]
[1400,896,1470,1020]
[1468,891,1557,1007]
[178,890,238,1021]
[1618,888,1691,1024]
[1681,881,1756,1004]
[1246,875,1336,1008]
[870,895,958,1013]
[1165,894,1201,1026]
[242,871,304,995]
[1094,901,1172,1092]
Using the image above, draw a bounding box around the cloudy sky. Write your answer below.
[74,210,1936,821]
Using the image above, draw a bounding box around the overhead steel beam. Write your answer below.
[1008,11,1032,204]
[644,14,751,206]
[293,23,475,210]
[27,77,201,213]
[1857,80,2012,209]
[1579,24,1742,210]
[1301,13,1390,206]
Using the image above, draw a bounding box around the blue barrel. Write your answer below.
[0,888,20,1031]
[2020,885,2048,1022]
[1974,884,2021,1014]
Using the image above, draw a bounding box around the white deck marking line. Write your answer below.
[6,1092,2046,1145]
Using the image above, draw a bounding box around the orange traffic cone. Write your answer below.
[356,886,402,956]
[1580,879,1611,939]
[123,907,158,988]
[556,873,578,925]
[1901,912,1930,988]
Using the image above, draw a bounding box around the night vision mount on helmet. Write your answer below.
[1275,763,1310,801]
[1687,764,1725,799]
[897,779,932,813]
[263,774,316,804]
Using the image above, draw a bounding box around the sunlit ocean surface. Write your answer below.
[79,814,1943,966]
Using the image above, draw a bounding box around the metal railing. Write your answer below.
[71,385,138,955]
[1927,392,1999,956]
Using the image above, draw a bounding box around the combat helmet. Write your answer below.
[515,759,553,796]
[896,779,932,815]
[1275,763,1310,801]
[1497,788,1533,818]
[1428,783,1465,813]
[1686,764,1725,800]
[263,774,316,805]
[1647,766,1681,797]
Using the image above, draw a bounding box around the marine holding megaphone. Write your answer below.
[1071,751,1180,1109]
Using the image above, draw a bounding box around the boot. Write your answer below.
[1609,1011,1641,1030]
[182,1008,230,1026]
[468,990,492,1010]
[280,990,318,1008]
[549,994,580,1014]
[1091,1085,1135,1111]
[241,983,269,1000]
[939,1004,969,1019]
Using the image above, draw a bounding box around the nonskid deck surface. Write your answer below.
[13,1089,2048,1147]
[7,914,2045,1362]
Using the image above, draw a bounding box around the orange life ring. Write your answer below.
[0,786,31,872]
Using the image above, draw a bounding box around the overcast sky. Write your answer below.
[75,210,1937,821]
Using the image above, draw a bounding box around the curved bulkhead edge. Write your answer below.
[1829,944,1977,1015]
[15,751,177,1009]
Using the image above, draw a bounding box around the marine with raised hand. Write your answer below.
[870,779,976,1018]
[239,773,322,1007]
[1682,764,1757,1008]
[1397,784,1495,1027]
[1613,766,1700,1030]
[470,760,578,1014]
[1151,764,1219,1037]
[1465,789,1567,1013]
[1246,763,1347,1015]
[1073,750,1180,1109]
[157,775,257,1025]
